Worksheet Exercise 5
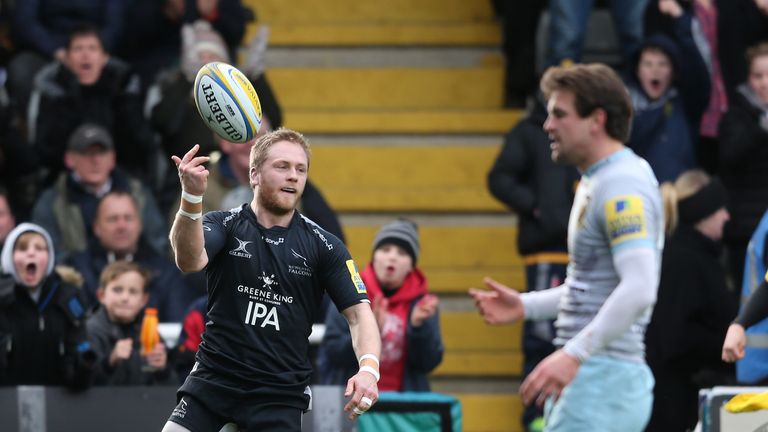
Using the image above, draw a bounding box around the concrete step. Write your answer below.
[245,0,495,23]
[262,47,501,68]
[268,66,505,109]
[251,22,500,47]
[284,109,521,134]
[308,141,508,211]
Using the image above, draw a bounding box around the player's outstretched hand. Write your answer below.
[172,144,210,196]
[469,277,524,325]
[343,370,379,420]
[722,323,747,363]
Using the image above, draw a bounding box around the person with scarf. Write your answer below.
[318,219,444,392]
[0,223,95,388]
[645,169,737,431]
[718,41,768,293]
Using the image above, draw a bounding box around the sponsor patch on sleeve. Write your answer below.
[346,259,367,294]
[604,195,647,246]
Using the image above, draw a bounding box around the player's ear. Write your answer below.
[250,167,259,186]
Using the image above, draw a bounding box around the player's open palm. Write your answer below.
[469,277,524,325]
[172,144,210,196]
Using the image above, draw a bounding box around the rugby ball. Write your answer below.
[193,62,262,143]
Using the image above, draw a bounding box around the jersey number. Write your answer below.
[244,301,280,330]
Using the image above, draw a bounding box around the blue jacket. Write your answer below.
[13,0,125,56]
[738,210,768,383]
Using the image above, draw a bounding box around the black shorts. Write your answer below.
[168,393,303,432]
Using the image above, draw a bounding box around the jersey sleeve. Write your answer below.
[319,237,370,313]
[202,210,229,259]
[597,178,661,254]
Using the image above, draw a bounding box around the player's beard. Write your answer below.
[258,187,300,216]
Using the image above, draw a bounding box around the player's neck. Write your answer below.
[578,137,625,172]
[250,200,295,229]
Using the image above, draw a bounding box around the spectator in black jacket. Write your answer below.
[0,223,95,389]
[7,0,126,115]
[645,169,737,432]
[28,24,157,185]
[487,94,579,431]
[718,41,768,291]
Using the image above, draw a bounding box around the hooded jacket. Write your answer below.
[0,223,94,388]
[626,24,710,183]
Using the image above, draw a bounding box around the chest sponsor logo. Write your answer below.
[605,195,647,246]
[289,248,313,277]
[244,300,281,330]
[229,237,253,258]
[238,275,293,331]
[263,236,284,246]
[346,259,367,294]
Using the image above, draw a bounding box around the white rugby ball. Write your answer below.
[193,62,263,143]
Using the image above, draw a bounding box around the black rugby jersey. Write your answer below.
[187,204,368,403]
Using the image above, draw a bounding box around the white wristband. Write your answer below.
[359,365,380,382]
[181,191,203,204]
[177,209,203,221]
[358,354,380,367]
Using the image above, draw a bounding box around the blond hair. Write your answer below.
[249,127,311,188]
[660,169,712,235]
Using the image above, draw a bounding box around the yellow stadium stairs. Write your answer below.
[242,0,527,430]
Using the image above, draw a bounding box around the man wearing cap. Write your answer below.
[319,219,444,392]
[31,123,167,264]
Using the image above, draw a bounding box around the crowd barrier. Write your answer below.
[1,385,460,432]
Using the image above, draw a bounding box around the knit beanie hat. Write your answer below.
[372,218,420,264]
[181,20,229,81]
[191,20,229,62]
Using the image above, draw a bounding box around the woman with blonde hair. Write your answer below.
[646,169,737,431]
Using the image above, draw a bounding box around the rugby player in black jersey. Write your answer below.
[162,128,381,431]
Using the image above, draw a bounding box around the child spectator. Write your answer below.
[625,30,709,183]
[318,219,443,391]
[87,261,173,385]
[0,222,94,388]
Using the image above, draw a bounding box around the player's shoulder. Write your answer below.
[599,153,658,193]
[203,205,247,227]
[295,213,347,253]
